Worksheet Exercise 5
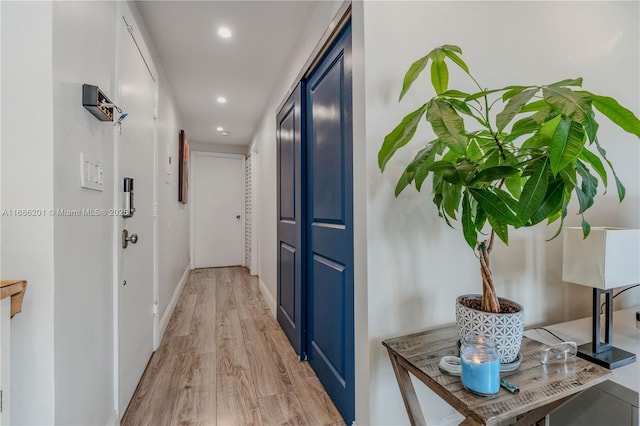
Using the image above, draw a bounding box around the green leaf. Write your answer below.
[614,173,626,201]
[503,107,555,143]
[475,204,487,230]
[470,166,519,184]
[549,117,585,175]
[559,167,577,192]
[461,192,477,248]
[496,88,539,132]
[542,86,597,141]
[502,86,529,101]
[443,50,469,74]
[430,49,449,94]
[440,44,462,54]
[395,172,411,197]
[441,89,471,99]
[527,179,564,226]
[548,78,583,88]
[428,160,456,172]
[581,215,591,238]
[399,56,429,101]
[495,188,521,215]
[442,182,462,219]
[520,100,548,112]
[594,139,625,201]
[505,174,523,198]
[503,118,541,143]
[547,194,569,241]
[487,214,509,245]
[448,99,487,127]
[442,167,464,185]
[411,142,440,191]
[469,188,520,226]
[579,148,607,188]
[465,88,505,102]
[426,99,467,154]
[575,160,597,213]
[517,159,549,222]
[521,114,560,149]
[587,92,640,137]
[379,103,427,170]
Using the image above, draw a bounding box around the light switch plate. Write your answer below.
[80,153,104,191]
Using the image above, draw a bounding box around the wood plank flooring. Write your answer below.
[122,267,345,426]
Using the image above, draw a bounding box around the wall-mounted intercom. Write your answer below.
[82,84,115,121]
[123,177,135,218]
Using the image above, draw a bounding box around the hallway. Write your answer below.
[122,267,344,426]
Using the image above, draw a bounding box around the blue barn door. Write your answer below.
[305,23,354,423]
[276,83,305,356]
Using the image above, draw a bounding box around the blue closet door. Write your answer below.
[305,23,354,423]
[277,83,304,356]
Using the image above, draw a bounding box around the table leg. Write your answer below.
[513,395,573,426]
[387,348,427,426]
[458,416,483,425]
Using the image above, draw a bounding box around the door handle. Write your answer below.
[122,229,139,249]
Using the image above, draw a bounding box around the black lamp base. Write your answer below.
[577,343,636,370]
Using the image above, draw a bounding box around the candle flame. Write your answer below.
[471,355,482,363]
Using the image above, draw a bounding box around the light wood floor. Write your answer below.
[122,267,345,426]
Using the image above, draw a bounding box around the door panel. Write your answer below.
[305,24,354,423]
[192,154,244,268]
[277,84,304,356]
[117,18,156,415]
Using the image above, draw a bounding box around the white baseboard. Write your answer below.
[105,410,118,426]
[259,278,277,318]
[158,264,191,340]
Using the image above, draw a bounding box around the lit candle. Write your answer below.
[460,336,500,395]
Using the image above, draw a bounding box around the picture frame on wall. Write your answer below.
[178,129,189,204]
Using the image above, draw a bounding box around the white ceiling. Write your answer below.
[136,1,319,146]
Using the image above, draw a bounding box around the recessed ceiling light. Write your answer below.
[217,96,227,104]
[221,131,231,136]
[216,126,224,132]
[218,27,232,39]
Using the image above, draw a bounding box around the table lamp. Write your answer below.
[562,227,639,369]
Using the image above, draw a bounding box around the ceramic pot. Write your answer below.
[455,294,524,363]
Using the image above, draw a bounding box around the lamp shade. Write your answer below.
[562,227,640,289]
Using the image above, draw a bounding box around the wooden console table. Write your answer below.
[383,326,611,426]
[0,280,27,318]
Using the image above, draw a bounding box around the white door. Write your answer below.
[193,153,245,268]
[116,17,156,415]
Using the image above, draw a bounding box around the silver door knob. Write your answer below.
[122,229,139,249]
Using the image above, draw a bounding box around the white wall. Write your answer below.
[249,0,344,313]
[0,2,191,424]
[156,75,191,326]
[360,2,639,424]
[0,2,56,425]
[52,2,116,424]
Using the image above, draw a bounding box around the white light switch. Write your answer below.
[80,153,104,191]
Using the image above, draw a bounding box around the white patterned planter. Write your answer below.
[455,294,524,363]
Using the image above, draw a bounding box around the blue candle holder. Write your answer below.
[460,335,500,396]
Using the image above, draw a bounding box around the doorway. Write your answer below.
[115,14,157,416]
[276,22,354,424]
[191,152,245,268]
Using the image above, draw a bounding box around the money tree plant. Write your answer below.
[378,45,640,314]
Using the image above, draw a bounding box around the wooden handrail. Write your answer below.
[0,280,27,318]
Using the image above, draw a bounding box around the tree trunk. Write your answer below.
[478,235,500,313]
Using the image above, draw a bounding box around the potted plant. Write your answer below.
[378,45,640,363]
